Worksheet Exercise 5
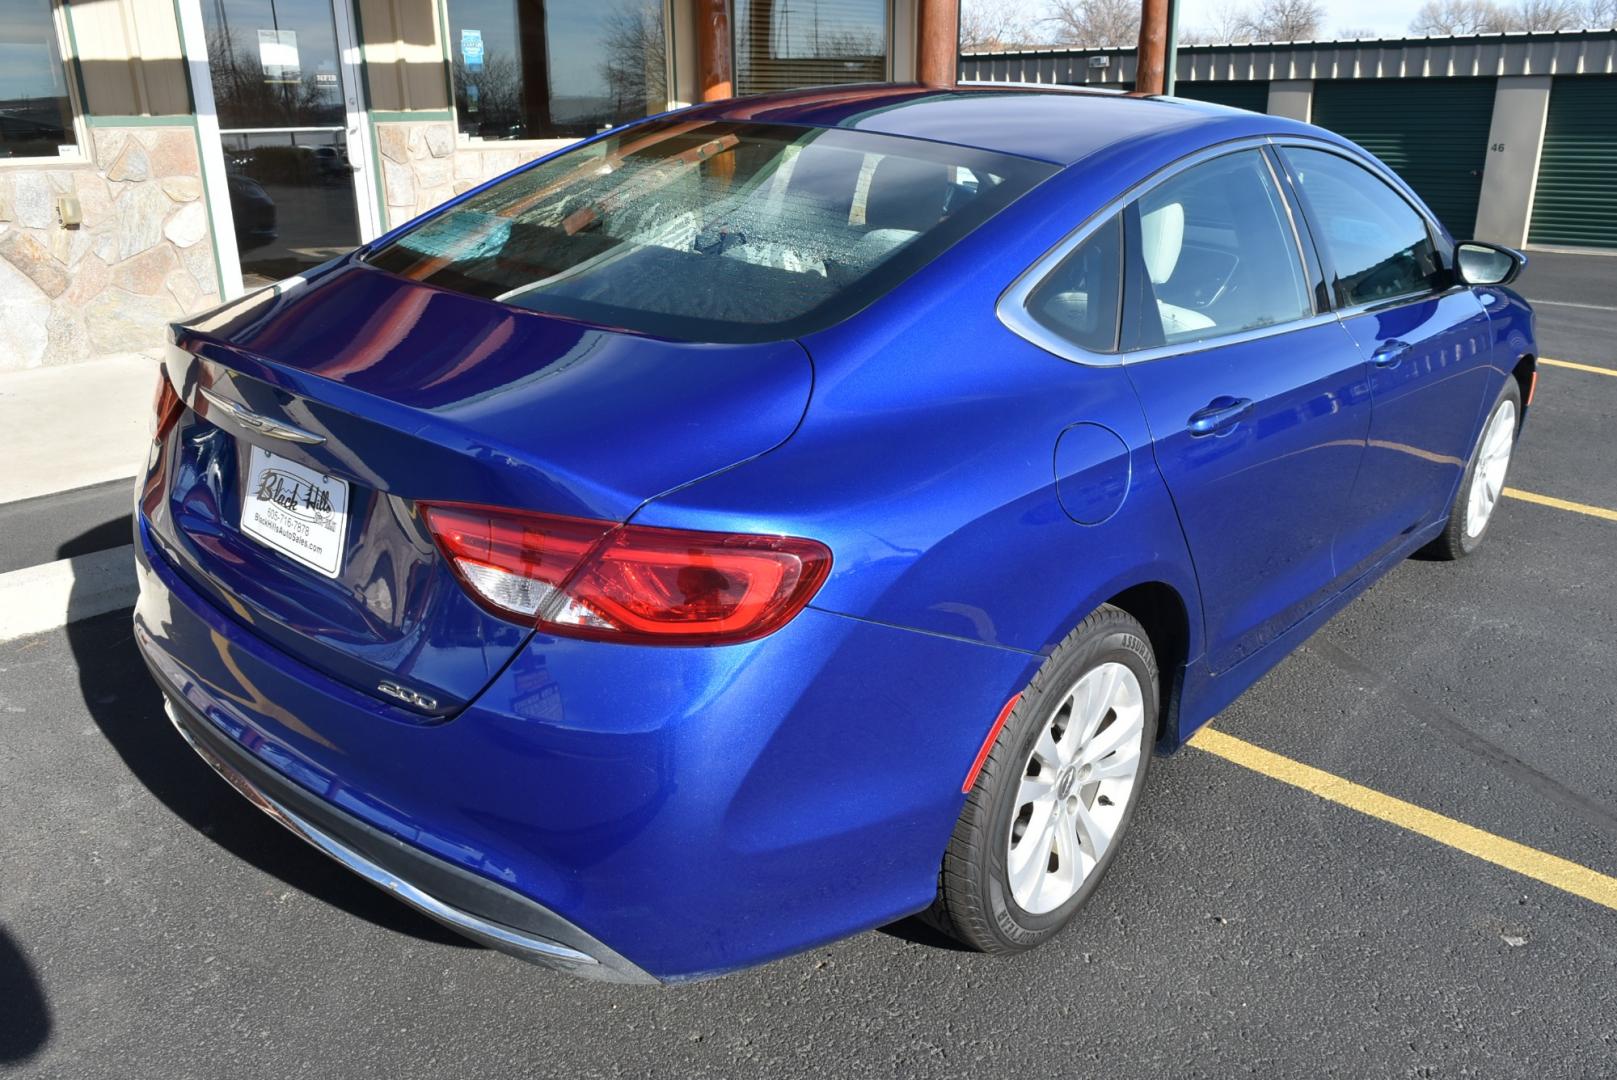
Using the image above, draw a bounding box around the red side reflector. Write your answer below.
[962,693,1022,793]
[1527,369,1539,406]
[421,502,832,646]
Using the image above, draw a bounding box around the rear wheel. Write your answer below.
[926,605,1158,953]
[1427,379,1521,560]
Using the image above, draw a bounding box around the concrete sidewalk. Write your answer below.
[0,351,158,505]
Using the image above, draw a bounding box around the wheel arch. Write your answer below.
[1101,580,1193,753]
[1510,352,1536,418]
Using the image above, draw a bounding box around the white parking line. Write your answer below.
[1529,299,1617,314]
[0,546,137,643]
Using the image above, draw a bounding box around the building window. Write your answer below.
[0,0,79,160]
[446,1,668,141]
[733,0,889,97]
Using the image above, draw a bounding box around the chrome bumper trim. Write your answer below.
[163,700,604,971]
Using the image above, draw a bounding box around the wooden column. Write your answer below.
[1134,0,1169,95]
[915,0,958,88]
[695,0,732,101]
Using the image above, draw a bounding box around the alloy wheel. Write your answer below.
[1005,661,1146,915]
[1466,399,1517,539]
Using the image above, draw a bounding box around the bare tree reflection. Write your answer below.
[452,1,668,141]
[601,1,670,122]
[205,26,343,129]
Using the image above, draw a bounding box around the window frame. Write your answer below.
[998,135,1451,369]
[1271,139,1461,318]
[0,0,89,168]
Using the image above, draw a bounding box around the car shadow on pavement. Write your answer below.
[64,532,472,951]
[877,915,974,952]
[0,925,51,1065]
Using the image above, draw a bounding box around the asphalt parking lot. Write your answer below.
[3,251,1616,1079]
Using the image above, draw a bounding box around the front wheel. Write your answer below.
[1427,379,1522,560]
[925,605,1158,954]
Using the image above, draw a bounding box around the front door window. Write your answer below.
[200,0,363,286]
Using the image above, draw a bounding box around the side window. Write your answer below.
[1282,148,1445,308]
[1123,150,1313,350]
[1024,214,1123,353]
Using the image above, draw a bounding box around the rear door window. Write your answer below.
[1122,149,1314,351]
[1280,147,1446,308]
[366,121,1053,343]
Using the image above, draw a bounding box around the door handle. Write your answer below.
[1186,396,1254,437]
[1371,339,1412,368]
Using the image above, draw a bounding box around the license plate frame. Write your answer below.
[240,445,350,579]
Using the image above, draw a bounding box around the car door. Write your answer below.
[1117,148,1373,674]
[1277,145,1496,580]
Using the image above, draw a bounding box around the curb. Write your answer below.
[0,546,138,643]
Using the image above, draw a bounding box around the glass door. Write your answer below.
[198,0,376,287]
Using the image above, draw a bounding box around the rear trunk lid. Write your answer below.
[145,261,811,715]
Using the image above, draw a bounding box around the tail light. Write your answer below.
[152,369,184,441]
[422,503,831,646]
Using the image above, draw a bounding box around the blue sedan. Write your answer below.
[134,84,1535,982]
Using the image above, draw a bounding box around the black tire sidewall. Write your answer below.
[978,618,1159,947]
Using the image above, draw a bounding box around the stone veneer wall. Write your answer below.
[0,124,222,371]
[375,120,575,228]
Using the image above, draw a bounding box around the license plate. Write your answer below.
[241,446,349,578]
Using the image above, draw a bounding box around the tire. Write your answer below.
[1426,378,1523,561]
[925,604,1159,954]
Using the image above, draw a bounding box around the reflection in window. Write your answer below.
[734,0,888,96]
[447,1,667,141]
[201,0,346,129]
[367,121,1052,343]
[1027,215,1122,354]
[1283,148,1445,308]
[0,0,76,159]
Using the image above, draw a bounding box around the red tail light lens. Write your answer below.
[152,369,184,441]
[421,503,831,646]
[422,504,614,619]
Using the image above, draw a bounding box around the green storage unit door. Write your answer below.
[1175,80,1269,113]
[1529,77,1617,249]
[1311,78,1496,237]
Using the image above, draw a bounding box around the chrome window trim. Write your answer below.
[998,136,1333,368]
[997,133,1472,369]
[1332,283,1475,322]
[1114,310,1345,364]
[1260,146,1321,316]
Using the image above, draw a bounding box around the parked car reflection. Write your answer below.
[227,172,278,251]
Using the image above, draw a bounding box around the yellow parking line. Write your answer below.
[1503,487,1617,523]
[1189,727,1617,911]
[1540,357,1617,377]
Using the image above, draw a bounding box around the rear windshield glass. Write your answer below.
[365,121,1053,343]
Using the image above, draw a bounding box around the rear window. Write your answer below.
[365,121,1053,343]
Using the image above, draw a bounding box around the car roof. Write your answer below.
[677,83,1327,167]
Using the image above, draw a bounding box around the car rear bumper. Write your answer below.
[152,667,655,982]
[134,511,1038,979]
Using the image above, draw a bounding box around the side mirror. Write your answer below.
[1455,241,1526,287]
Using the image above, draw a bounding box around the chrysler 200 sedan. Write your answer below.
[134,85,1535,983]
